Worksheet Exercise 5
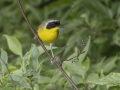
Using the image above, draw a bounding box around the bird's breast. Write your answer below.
[37,27,59,43]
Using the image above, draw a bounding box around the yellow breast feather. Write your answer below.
[37,27,59,43]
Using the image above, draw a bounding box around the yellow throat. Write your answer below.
[37,27,59,43]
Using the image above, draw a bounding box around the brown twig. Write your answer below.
[66,41,85,62]
[17,0,79,90]
[0,57,16,90]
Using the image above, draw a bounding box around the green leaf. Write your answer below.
[12,74,31,89]
[0,49,8,63]
[91,57,105,73]
[99,73,120,87]
[0,49,8,74]
[35,84,53,90]
[38,76,51,84]
[53,46,66,56]
[3,35,22,57]
[51,69,62,83]
[86,73,120,87]
[113,29,120,46]
[38,46,66,62]
[102,55,118,73]
[30,44,40,71]
[0,87,14,90]
[87,73,120,87]
[71,75,83,85]
[63,61,85,78]
[82,0,112,18]
[93,37,108,44]
[64,33,79,55]
[82,57,90,72]
[23,44,41,78]
[22,50,32,70]
[86,73,100,84]
[79,36,91,62]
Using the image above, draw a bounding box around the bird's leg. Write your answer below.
[50,43,55,64]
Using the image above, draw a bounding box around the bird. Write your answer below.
[37,19,63,58]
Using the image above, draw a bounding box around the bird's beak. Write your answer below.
[59,25,64,28]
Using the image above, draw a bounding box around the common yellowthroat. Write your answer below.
[37,19,63,57]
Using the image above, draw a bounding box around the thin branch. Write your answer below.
[65,41,85,62]
[16,0,79,90]
[0,57,16,90]
[65,51,85,62]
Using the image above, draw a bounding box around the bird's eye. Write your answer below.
[51,22,55,26]
[46,22,56,29]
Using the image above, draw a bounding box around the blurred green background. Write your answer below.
[1,0,120,90]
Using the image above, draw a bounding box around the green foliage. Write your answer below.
[0,49,8,75]
[1,0,120,90]
[3,35,22,57]
[87,73,120,87]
